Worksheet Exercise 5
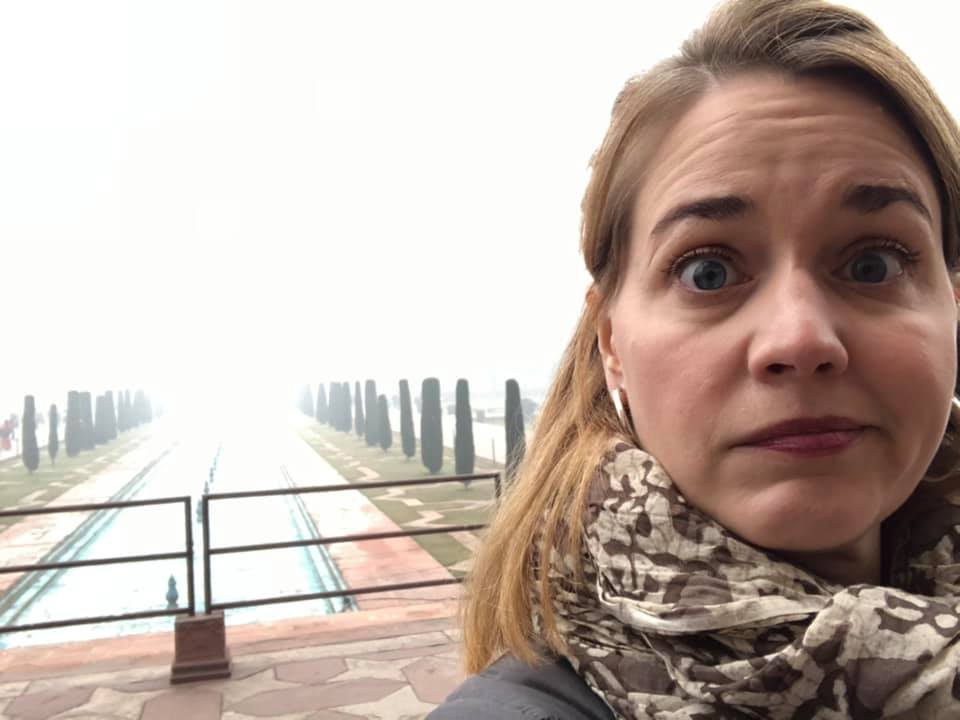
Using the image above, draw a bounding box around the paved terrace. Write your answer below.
[0,599,465,719]
[0,419,490,718]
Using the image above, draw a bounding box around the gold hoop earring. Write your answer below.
[609,387,636,441]
[610,388,626,425]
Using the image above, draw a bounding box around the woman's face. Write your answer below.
[599,72,958,556]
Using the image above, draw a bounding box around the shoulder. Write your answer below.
[427,654,615,720]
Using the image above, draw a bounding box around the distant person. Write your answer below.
[0,419,10,451]
[430,1,960,717]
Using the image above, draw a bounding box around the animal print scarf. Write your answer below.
[536,443,960,719]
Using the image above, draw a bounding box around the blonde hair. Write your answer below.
[462,0,960,672]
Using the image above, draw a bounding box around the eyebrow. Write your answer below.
[842,183,931,224]
[649,183,932,239]
[650,195,753,239]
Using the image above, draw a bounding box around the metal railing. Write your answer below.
[0,470,500,633]
[0,496,195,633]
[202,472,500,613]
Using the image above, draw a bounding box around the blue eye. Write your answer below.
[844,250,904,284]
[678,257,739,291]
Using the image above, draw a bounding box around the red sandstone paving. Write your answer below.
[230,679,407,715]
[275,658,348,685]
[403,655,466,705]
[0,600,459,680]
[0,602,465,719]
[353,642,461,662]
[3,686,93,719]
[141,687,222,720]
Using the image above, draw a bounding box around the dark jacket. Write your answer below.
[427,654,615,720]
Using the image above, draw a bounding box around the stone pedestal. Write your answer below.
[170,611,232,684]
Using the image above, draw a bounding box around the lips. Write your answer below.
[737,415,867,455]
[737,415,865,445]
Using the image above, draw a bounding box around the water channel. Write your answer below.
[0,425,353,649]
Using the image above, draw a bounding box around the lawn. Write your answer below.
[0,426,154,533]
[298,421,504,577]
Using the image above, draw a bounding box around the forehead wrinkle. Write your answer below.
[639,121,937,233]
[658,115,915,190]
[647,83,924,184]
[629,74,944,266]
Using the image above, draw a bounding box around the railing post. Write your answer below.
[202,495,212,615]
[184,497,195,616]
[170,610,231,684]
[171,492,231,684]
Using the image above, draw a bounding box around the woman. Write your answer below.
[430,0,960,718]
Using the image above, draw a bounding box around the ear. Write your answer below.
[589,287,624,391]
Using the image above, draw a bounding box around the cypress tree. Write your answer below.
[298,384,314,417]
[123,389,132,430]
[133,390,148,426]
[364,380,378,447]
[93,395,107,444]
[48,403,59,464]
[102,395,112,442]
[119,390,129,429]
[136,390,150,425]
[125,390,134,427]
[21,395,39,473]
[116,390,126,432]
[337,382,347,431]
[65,391,81,456]
[316,383,328,423]
[342,382,353,433]
[377,395,392,452]
[78,393,87,449]
[354,381,365,437]
[327,383,337,428]
[105,391,117,439]
[454,379,475,479]
[81,392,95,450]
[420,377,443,473]
[331,382,342,430]
[399,380,415,460]
[99,394,112,440]
[121,390,130,428]
[505,379,526,482]
[131,389,139,425]
[92,396,100,444]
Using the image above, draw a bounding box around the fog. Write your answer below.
[2,0,956,418]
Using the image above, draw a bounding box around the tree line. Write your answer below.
[298,378,527,479]
[20,389,155,473]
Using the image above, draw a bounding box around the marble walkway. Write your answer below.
[0,599,465,719]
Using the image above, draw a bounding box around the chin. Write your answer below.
[746,522,872,554]
[728,494,881,554]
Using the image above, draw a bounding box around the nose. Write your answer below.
[747,269,849,379]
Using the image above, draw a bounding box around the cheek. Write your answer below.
[613,310,740,452]
[862,315,956,439]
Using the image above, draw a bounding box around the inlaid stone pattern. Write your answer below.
[1,615,465,719]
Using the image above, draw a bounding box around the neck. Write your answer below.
[780,525,883,585]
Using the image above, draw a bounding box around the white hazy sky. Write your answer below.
[3,0,958,415]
